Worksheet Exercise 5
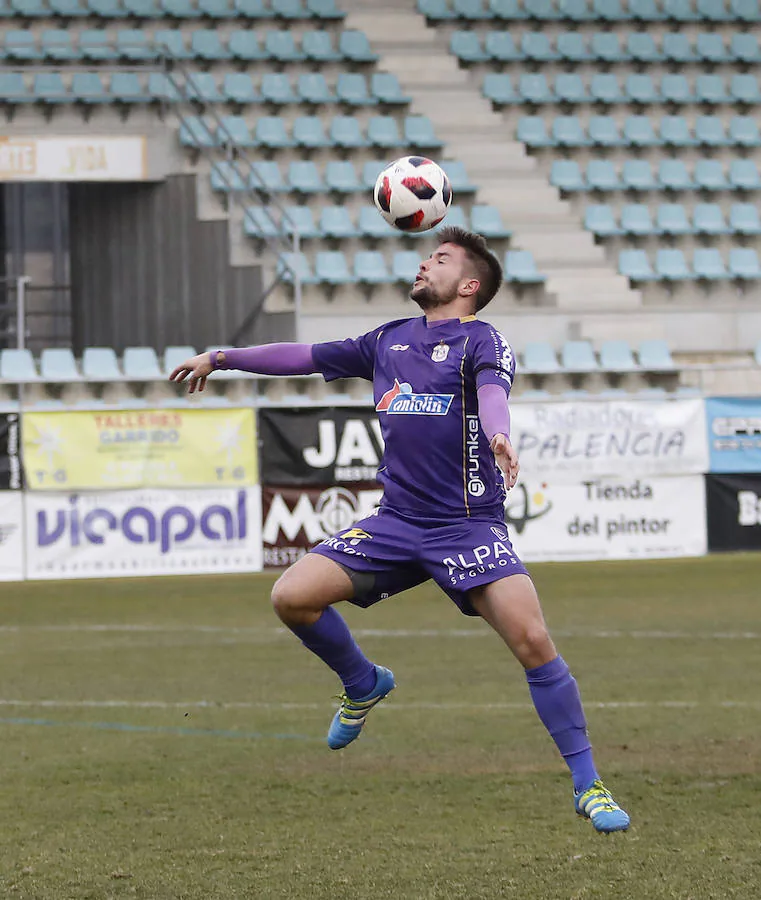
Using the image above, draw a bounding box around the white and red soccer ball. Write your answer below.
[373,156,453,233]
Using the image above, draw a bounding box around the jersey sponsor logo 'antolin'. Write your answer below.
[376,379,454,416]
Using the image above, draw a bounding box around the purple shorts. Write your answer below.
[310,506,529,617]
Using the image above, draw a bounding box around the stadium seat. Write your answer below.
[6,31,43,61]
[661,74,694,104]
[694,115,728,147]
[367,115,401,148]
[298,72,335,105]
[553,115,590,146]
[732,0,761,21]
[185,72,222,103]
[198,0,232,16]
[623,116,660,147]
[307,0,344,18]
[325,160,362,192]
[123,347,162,380]
[523,31,560,61]
[392,250,421,283]
[38,349,80,381]
[418,0,457,17]
[123,0,163,15]
[354,251,393,284]
[697,0,733,20]
[148,72,183,103]
[729,116,761,147]
[441,161,478,194]
[293,115,330,148]
[287,160,324,194]
[82,347,124,380]
[588,116,624,146]
[266,30,305,61]
[729,202,761,234]
[618,249,657,281]
[117,30,156,61]
[592,0,631,20]
[277,252,317,285]
[261,73,297,104]
[519,73,553,104]
[315,251,356,285]
[556,31,592,61]
[470,205,511,238]
[191,29,232,60]
[223,72,258,104]
[111,72,148,104]
[591,31,626,62]
[659,159,694,191]
[229,31,266,60]
[660,115,697,147]
[599,340,638,371]
[249,160,286,192]
[638,339,675,370]
[0,72,28,103]
[621,203,656,235]
[49,0,88,14]
[663,0,701,19]
[518,116,553,148]
[89,0,128,14]
[451,30,488,62]
[622,160,657,191]
[587,159,620,192]
[162,346,196,376]
[301,29,340,61]
[590,73,625,104]
[162,0,203,16]
[404,116,443,149]
[362,160,387,190]
[693,248,730,280]
[0,349,40,382]
[358,206,396,238]
[319,205,359,238]
[729,247,761,279]
[243,207,281,239]
[488,0,530,19]
[585,204,622,236]
[254,116,293,148]
[562,340,599,372]
[329,115,368,148]
[483,73,520,105]
[696,32,731,62]
[335,72,371,105]
[485,31,524,61]
[730,33,761,62]
[282,205,320,239]
[504,250,545,283]
[627,32,664,61]
[34,72,69,103]
[555,73,589,103]
[154,30,192,60]
[729,159,761,190]
[522,342,560,374]
[657,203,693,235]
[694,159,729,191]
[550,159,584,191]
[210,161,246,192]
[179,116,216,147]
[626,74,659,105]
[656,248,693,280]
[217,115,255,147]
[693,203,730,235]
[42,29,78,61]
[696,74,730,105]
[371,73,410,104]
[339,29,377,62]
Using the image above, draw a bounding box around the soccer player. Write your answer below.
[170,227,630,834]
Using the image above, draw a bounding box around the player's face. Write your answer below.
[410,243,475,311]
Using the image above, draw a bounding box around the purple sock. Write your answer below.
[526,655,599,793]
[289,607,377,699]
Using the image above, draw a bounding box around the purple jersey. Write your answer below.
[312,315,516,519]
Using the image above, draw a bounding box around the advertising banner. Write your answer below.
[705,397,761,474]
[22,409,257,490]
[505,475,707,562]
[258,408,383,485]
[261,483,383,568]
[0,492,25,581]
[25,487,262,580]
[510,399,708,480]
[0,136,147,181]
[706,474,761,551]
[0,413,22,490]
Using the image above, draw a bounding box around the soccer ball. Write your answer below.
[373,156,453,233]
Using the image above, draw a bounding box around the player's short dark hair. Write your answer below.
[436,226,503,311]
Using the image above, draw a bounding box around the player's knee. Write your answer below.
[515,620,554,661]
[270,575,299,619]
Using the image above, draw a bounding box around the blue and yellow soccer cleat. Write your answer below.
[574,779,630,833]
[327,665,396,750]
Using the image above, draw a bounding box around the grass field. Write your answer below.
[0,554,760,899]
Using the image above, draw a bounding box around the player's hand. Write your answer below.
[490,433,519,490]
[168,352,214,393]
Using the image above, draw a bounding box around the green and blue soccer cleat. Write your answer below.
[327,665,395,750]
[574,779,630,833]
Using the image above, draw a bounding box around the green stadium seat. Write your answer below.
[185,72,222,103]
[217,115,255,146]
[730,74,761,104]
[696,32,731,62]
[272,0,306,18]
[638,340,675,370]
[261,72,297,104]
[243,207,280,239]
[659,115,697,147]
[326,160,362,192]
[619,250,657,281]
[659,158,695,190]
[623,159,657,191]
[621,203,655,234]
[418,0,457,18]
[320,206,359,238]
[191,30,232,60]
[554,72,588,103]
[599,341,638,372]
[249,160,286,192]
[729,159,761,190]
[234,0,275,15]
[210,161,246,192]
[731,0,761,20]
[553,115,590,146]
[485,31,525,61]
[148,72,182,102]
[451,30,488,63]
[163,0,202,15]
[79,29,118,60]
[6,30,42,61]
[519,73,552,104]
[590,73,625,104]
[697,0,732,20]
[293,115,330,147]
[693,203,730,235]
[585,204,623,236]
[42,29,78,60]
[695,115,728,146]
[550,159,584,191]
[471,205,511,238]
[522,31,560,61]
[82,347,123,381]
[627,32,664,62]
[663,0,700,20]
[72,72,109,103]
[729,248,761,279]
[371,73,410,104]
[265,30,305,61]
[623,116,659,147]
[277,253,317,285]
[339,30,377,62]
[199,0,232,16]
[283,205,320,239]
[483,73,520,104]
[89,0,127,15]
[288,160,324,193]
[696,74,730,104]
[299,72,335,104]
[229,31,265,60]
[656,248,693,280]
[694,159,729,191]
[359,206,396,238]
[110,71,149,102]
[124,0,162,16]
[336,72,371,105]
[392,251,422,283]
[657,203,693,235]
[556,31,592,60]
[587,159,620,191]
[592,0,631,19]
[661,32,699,62]
[303,29,341,61]
[454,0,492,17]
[562,340,599,372]
[693,248,730,280]
[368,115,401,147]
[518,115,553,147]
[330,115,368,148]
[316,251,356,285]
[307,0,344,17]
[504,250,545,283]
[730,202,761,234]
[117,30,156,60]
[34,72,69,103]
[355,251,393,284]
[588,115,624,146]
[441,160,477,193]
[730,33,761,62]
[522,342,560,373]
[255,115,295,147]
[49,0,88,15]
[662,73,695,104]
[404,115,443,149]
[591,31,627,62]
[154,30,191,59]
[40,348,82,382]
[629,0,667,19]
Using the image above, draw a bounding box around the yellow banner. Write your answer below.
[22,409,258,490]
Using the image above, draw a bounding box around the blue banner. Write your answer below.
[706,397,761,473]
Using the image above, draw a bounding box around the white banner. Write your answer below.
[0,492,24,581]
[511,399,708,480]
[506,475,706,562]
[25,487,262,580]
[0,136,146,181]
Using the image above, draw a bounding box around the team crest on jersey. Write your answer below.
[390,344,409,351]
[376,379,454,416]
[431,342,450,362]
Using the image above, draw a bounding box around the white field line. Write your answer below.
[0,625,758,640]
